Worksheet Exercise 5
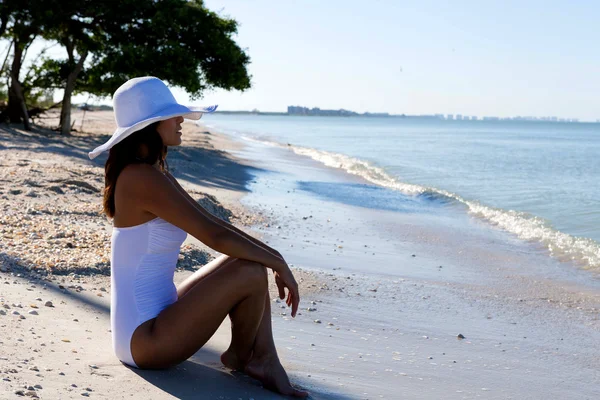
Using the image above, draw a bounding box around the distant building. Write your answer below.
[446,114,454,120]
[471,116,478,121]
[456,114,463,120]
[363,112,391,117]
[287,105,366,117]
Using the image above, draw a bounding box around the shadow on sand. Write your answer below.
[3,261,349,399]
[1,122,347,398]
[0,123,266,194]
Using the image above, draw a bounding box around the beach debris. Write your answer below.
[44,301,54,307]
[30,304,38,308]
[12,310,20,315]
[28,310,38,315]
[62,339,71,343]
[307,307,317,312]
[457,333,466,340]
[0,310,5,315]
[411,254,416,257]
[314,319,322,324]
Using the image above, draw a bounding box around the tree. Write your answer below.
[34,0,251,134]
[0,0,61,130]
[1,1,40,129]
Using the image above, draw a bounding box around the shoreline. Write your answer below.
[202,120,600,398]
[1,111,600,399]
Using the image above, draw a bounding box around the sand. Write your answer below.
[0,111,346,399]
[2,110,600,399]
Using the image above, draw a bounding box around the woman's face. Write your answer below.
[157,116,184,146]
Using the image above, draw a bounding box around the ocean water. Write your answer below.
[201,114,600,271]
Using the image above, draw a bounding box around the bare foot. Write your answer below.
[220,347,245,371]
[245,354,309,398]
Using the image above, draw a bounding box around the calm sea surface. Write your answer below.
[201,114,600,269]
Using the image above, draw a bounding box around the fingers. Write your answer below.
[291,286,300,318]
[276,276,286,299]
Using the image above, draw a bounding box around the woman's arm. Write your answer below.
[165,171,299,306]
[164,171,285,261]
[120,164,286,272]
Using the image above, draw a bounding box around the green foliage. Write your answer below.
[33,0,251,99]
[2,0,251,128]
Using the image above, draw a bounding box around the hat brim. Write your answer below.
[88,103,218,159]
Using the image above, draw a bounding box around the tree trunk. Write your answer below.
[7,40,30,130]
[60,50,88,135]
[60,83,73,135]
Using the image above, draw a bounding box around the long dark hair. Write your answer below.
[103,122,168,218]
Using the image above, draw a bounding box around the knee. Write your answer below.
[236,260,268,290]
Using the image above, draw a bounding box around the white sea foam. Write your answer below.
[253,138,600,270]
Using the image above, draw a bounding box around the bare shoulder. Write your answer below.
[114,163,221,245]
[116,163,192,217]
[118,163,169,194]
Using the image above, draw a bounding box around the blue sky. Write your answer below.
[35,0,600,120]
[190,0,600,120]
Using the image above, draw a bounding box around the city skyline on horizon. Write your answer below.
[219,104,585,122]
[25,1,600,122]
[191,0,600,122]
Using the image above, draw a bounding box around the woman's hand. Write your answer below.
[273,265,300,318]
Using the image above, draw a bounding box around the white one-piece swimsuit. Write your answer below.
[110,217,187,368]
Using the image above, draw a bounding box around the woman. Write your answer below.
[89,77,308,397]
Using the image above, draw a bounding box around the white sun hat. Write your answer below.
[88,76,217,159]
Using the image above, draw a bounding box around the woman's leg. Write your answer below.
[243,292,309,396]
[176,255,267,369]
[130,257,266,369]
[175,256,308,397]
